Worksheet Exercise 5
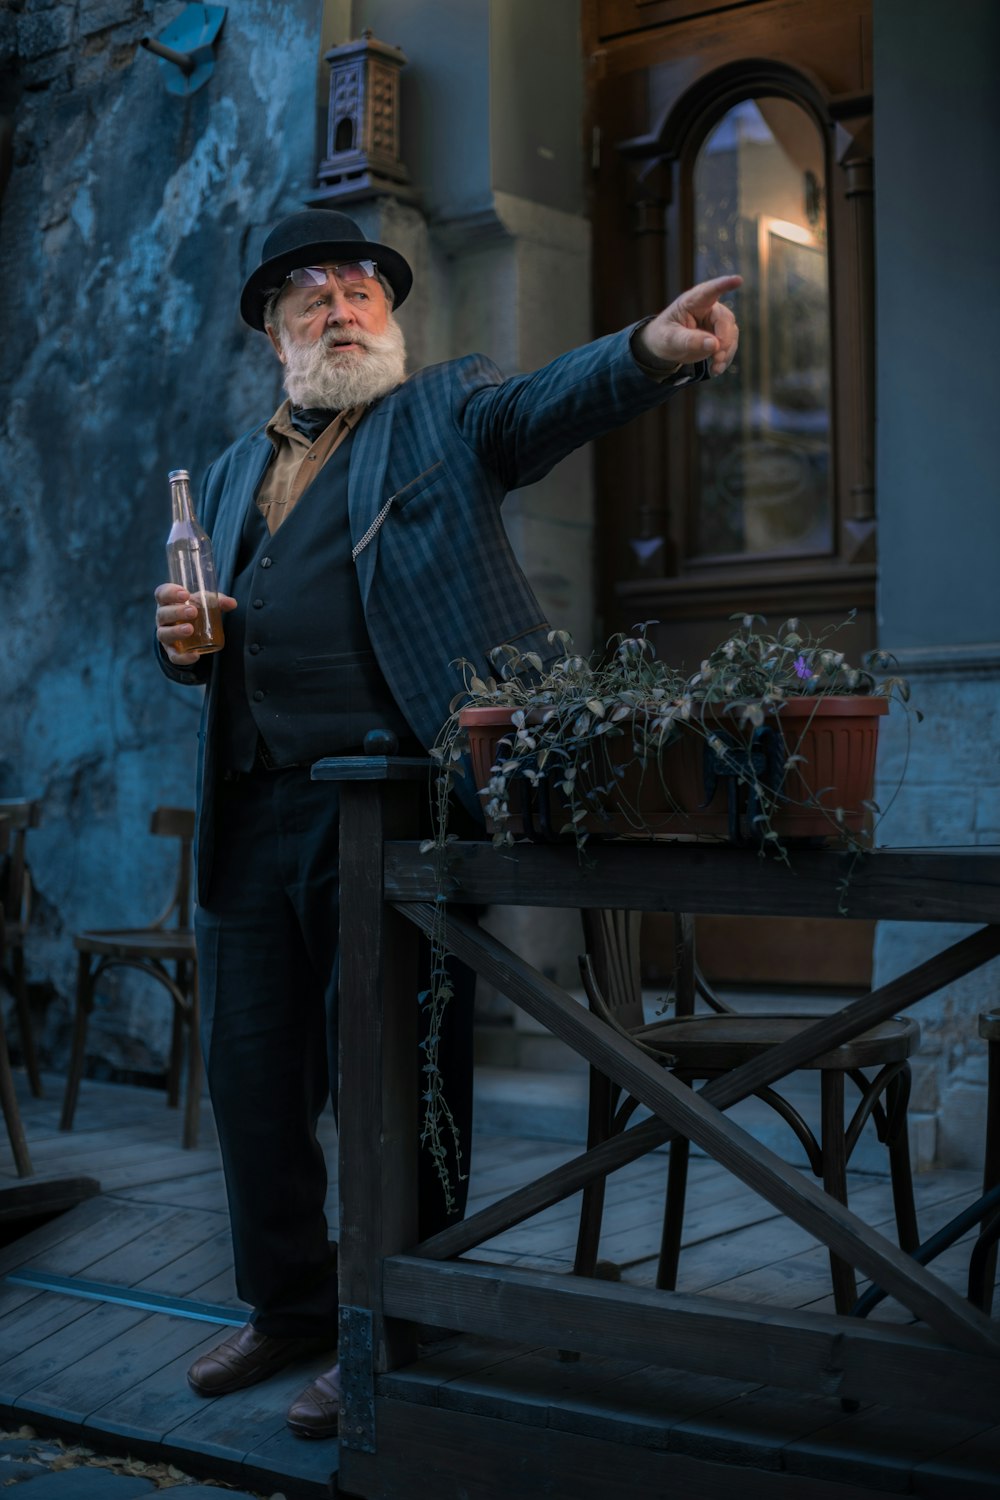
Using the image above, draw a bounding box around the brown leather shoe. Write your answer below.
[187,1324,337,1396]
[286,1362,341,1438]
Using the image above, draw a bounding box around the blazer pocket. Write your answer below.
[390,460,444,512]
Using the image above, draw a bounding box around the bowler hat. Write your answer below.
[240,208,413,330]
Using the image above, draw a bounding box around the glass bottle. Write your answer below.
[165,469,225,654]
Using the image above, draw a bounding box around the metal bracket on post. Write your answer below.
[139,4,227,97]
[339,1304,376,1453]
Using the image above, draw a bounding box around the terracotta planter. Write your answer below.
[460,696,888,843]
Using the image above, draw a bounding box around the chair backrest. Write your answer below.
[580,908,737,1030]
[148,807,196,930]
[0,798,42,932]
[580,909,645,1030]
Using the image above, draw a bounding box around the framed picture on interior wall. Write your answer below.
[752,215,832,553]
[758,215,830,436]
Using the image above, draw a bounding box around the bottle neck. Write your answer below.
[169,475,195,524]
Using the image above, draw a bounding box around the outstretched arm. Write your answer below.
[633,274,741,377]
[454,275,741,490]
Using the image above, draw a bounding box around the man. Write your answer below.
[155,208,739,1438]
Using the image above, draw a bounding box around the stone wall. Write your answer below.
[0,0,327,1076]
[872,0,1000,1170]
[873,653,1000,1168]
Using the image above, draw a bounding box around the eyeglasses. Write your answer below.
[285,260,377,290]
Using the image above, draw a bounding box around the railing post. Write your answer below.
[312,752,427,1459]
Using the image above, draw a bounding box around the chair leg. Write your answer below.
[166,987,184,1110]
[969,1034,1000,1311]
[821,1070,858,1314]
[573,1066,614,1280]
[12,944,43,1098]
[181,972,202,1151]
[0,1008,33,1176]
[884,1067,920,1255]
[166,956,192,1110]
[60,952,96,1132]
[968,1203,1000,1313]
[656,1132,690,1291]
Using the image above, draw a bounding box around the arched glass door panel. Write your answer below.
[691,97,831,560]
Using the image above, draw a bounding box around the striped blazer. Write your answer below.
[160,324,698,899]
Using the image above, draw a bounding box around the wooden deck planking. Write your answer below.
[702,1184,988,1315]
[427,1346,652,1428]
[353,1396,906,1500]
[90,1326,240,1444]
[0,1202,241,1409]
[781,1401,999,1492]
[1,1069,998,1497]
[118,1169,230,1211]
[17,1306,229,1425]
[478,1164,855,1266]
[0,1199,176,1315]
[376,1337,1000,1494]
[910,1424,1000,1497]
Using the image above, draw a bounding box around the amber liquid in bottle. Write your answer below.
[165,469,225,655]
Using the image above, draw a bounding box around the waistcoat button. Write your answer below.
[253,689,264,702]
[249,643,261,655]
[252,598,264,609]
[261,557,272,568]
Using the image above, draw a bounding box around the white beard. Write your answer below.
[279,315,407,410]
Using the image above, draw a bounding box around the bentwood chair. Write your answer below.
[60,807,201,1148]
[575,909,921,1314]
[854,1007,1000,1319]
[0,813,33,1176]
[0,798,44,1098]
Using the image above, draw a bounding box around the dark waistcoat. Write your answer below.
[215,433,413,770]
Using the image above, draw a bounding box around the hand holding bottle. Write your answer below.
[156,581,237,665]
[159,467,236,664]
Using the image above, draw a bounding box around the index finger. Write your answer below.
[155,582,191,605]
[677,274,743,314]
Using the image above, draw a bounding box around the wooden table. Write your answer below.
[315,756,1000,1498]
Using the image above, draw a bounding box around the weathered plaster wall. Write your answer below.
[0,0,325,1074]
[873,0,1000,1167]
[0,0,593,1079]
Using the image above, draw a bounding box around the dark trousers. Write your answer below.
[195,765,475,1338]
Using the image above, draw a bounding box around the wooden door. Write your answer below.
[584,0,876,987]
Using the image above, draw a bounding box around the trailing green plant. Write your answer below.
[418,611,917,1210]
[436,612,913,855]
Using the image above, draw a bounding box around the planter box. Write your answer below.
[460,696,888,844]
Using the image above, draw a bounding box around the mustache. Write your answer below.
[323,328,376,349]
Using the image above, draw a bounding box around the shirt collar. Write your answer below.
[265,397,367,449]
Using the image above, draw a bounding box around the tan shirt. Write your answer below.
[257,399,367,534]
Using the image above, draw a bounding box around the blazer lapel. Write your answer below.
[348,400,394,611]
[214,436,272,592]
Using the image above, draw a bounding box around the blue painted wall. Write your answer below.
[873,0,1000,1166]
[0,0,588,1080]
[875,0,1000,650]
[0,0,325,1074]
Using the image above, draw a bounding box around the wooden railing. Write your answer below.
[314,755,1000,1493]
